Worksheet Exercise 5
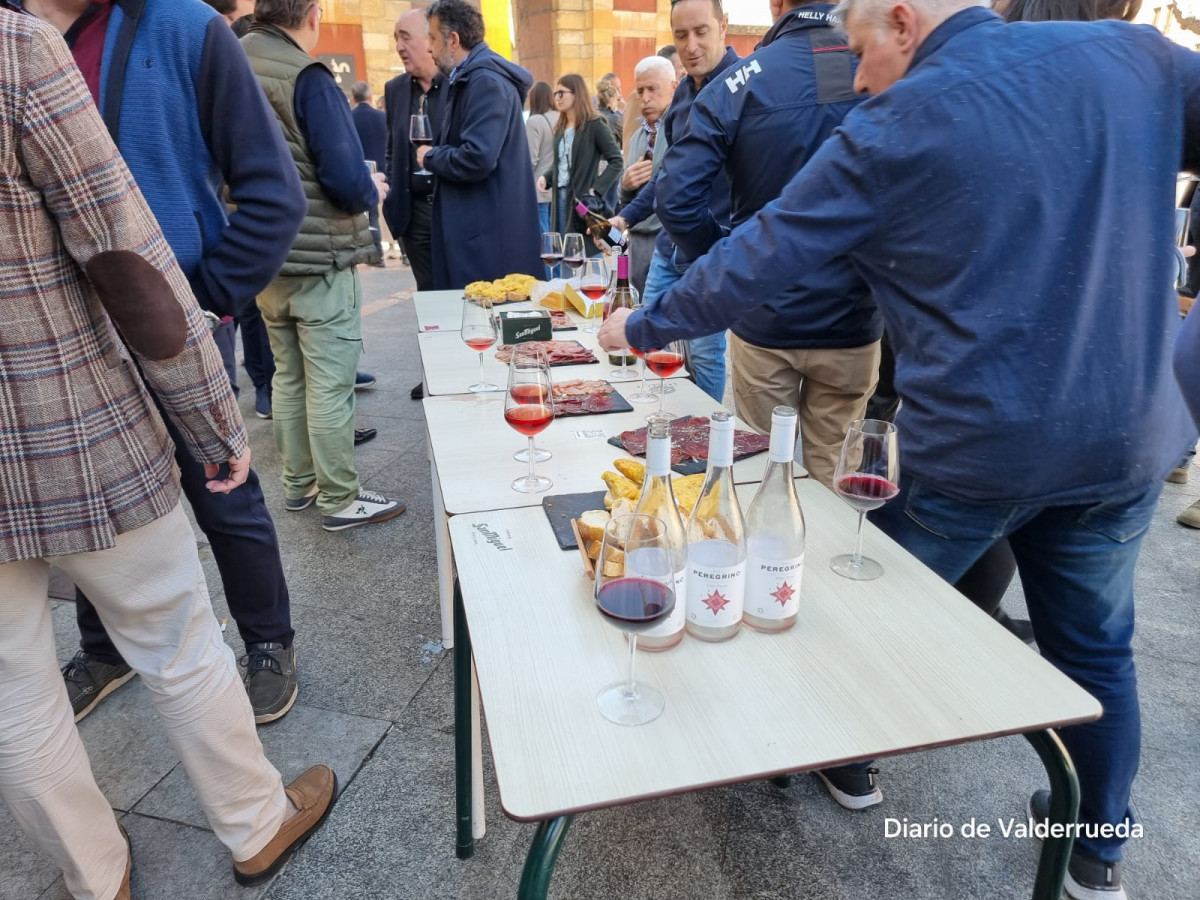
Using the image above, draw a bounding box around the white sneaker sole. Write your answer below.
[1065,872,1127,900]
[814,770,883,810]
[253,684,298,725]
[73,669,137,723]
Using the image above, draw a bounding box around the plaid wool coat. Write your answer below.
[0,10,246,565]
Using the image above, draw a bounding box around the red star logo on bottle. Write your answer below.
[702,589,729,615]
[770,581,795,607]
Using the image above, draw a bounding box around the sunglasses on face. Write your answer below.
[553,89,574,98]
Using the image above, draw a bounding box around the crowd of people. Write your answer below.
[0,0,1197,897]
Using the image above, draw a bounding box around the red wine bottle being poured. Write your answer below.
[743,406,805,633]
[576,198,627,251]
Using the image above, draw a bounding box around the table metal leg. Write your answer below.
[454,578,474,859]
[518,817,574,900]
[431,455,455,649]
[1025,729,1080,900]
[471,662,486,840]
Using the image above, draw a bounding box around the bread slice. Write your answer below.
[576,510,610,546]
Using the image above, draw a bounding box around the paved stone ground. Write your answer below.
[3,260,1197,899]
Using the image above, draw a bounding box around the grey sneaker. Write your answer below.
[814,765,883,810]
[321,490,405,532]
[1028,790,1127,900]
[240,642,298,724]
[285,486,318,512]
[62,651,135,722]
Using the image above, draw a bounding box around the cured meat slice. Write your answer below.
[616,416,769,465]
[495,340,597,366]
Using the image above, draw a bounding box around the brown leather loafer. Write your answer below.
[232,765,337,886]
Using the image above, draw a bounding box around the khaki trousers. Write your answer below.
[0,506,287,899]
[730,335,882,488]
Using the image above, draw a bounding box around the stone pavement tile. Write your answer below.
[351,431,429,486]
[284,604,445,721]
[1123,745,1200,899]
[397,653,453,735]
[133,706,390,829]
[0,806,60,900]
[264,725,524,900]
[36,813,274,900]
[1136,655,1200,756]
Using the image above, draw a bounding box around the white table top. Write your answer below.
[414,289,470,333]
[424,378,778,516]
[418,325,689,398]
[448,481,1101,822]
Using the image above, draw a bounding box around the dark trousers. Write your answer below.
[77,345,293,663]
[237,303,275,392]
[368,204,383,256]
[402,194,435,290]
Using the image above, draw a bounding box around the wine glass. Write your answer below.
[462,296,500,393]
[505,348,554,494]
[540,231,563,280]
[511,343,553,464]
[411,114,433,175]
[594,514,676,726]
[830,419,899,581]
[643,340,685,418]
[579,256,609,334]
[627,284,656,404]
[562,233,585,286]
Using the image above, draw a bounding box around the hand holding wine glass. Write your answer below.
[830,419,899,581]
[594,514,676,725]
[505,347,554,494]
[462,296,500,393]
[411,114,433,175]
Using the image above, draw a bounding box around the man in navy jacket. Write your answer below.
[658,0,882,485]
[351,80,389,263]
[23,0,307,725]
[602,5,1200,896]
[419,0,541,288]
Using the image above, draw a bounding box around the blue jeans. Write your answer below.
[870,475,1161,863]
[537,202,554,279]
[642,248,727,402]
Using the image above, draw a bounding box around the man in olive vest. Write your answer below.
[243,0,405,531]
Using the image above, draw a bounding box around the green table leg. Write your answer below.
[1024,729,1080,900]
[518,816,574,900]
[454,578,475,860]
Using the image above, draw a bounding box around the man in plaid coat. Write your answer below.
[0,10,334,897]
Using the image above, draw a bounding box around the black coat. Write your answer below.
[542,116,624,234]
[382,73,447,237]
[423,43,543,289]
[351,102,387,173]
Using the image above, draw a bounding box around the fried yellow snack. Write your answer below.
[601,471,640,504]
[613,458,646,486]
[670,473,706,516]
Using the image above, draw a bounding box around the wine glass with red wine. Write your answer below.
[462,296,499,393]
[830,418,899,581]
[594,514,676,725]
[511,343,553,464]
[562,233,585,287]
[644,340,685,419]
[505,347,554,494]
[579,256,609,334]
[410,114,433,175]
[540,231,563,280]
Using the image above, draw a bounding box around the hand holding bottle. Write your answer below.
[597,306,633,353]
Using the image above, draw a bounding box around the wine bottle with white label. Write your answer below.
[743,406,805,632]
[685,411,746,642]
[575,198,627,251]
[633,415,688,650]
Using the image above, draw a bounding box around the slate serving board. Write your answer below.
[541,490,609,550]
[553,385,633,418]
[606,415,769,475]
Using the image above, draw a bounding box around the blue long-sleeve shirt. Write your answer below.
[295,66,379,214]
[627,9,1199,505]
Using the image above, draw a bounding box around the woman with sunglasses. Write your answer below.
[537,73,624,250]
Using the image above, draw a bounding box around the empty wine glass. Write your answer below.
[643,339,685,418]
[462,296,499,393]
[505,348,554,493]
[540,231,563,280]
[562,233,585,286]
[410,114,433,175]
[579,256,609,334]
[594,514,676,726]
[511,343,553,464]
[830,419,899,581]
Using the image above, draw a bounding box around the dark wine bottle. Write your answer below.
[575,198,627,251]
[607,253,638,368]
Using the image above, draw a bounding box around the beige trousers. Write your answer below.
[730,335,882,488]
[0,505,287,900]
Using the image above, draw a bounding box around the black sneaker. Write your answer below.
[410,382,424,400]
[62,651,135,722]
[1027,790,1128,900]
[321,489,405,531]
[995,610,1036,644]
[814,765,883,810]
[354,426,377,446]
[254,385,272,420]
[354,371,376,391]
[240,642,298,725]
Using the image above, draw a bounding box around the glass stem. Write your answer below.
[626,634,639,699]
[852,509,867,567]
[478,351,485,386]
[659,378,666,414]
[639,358,648,394]
[527,437,536,482]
